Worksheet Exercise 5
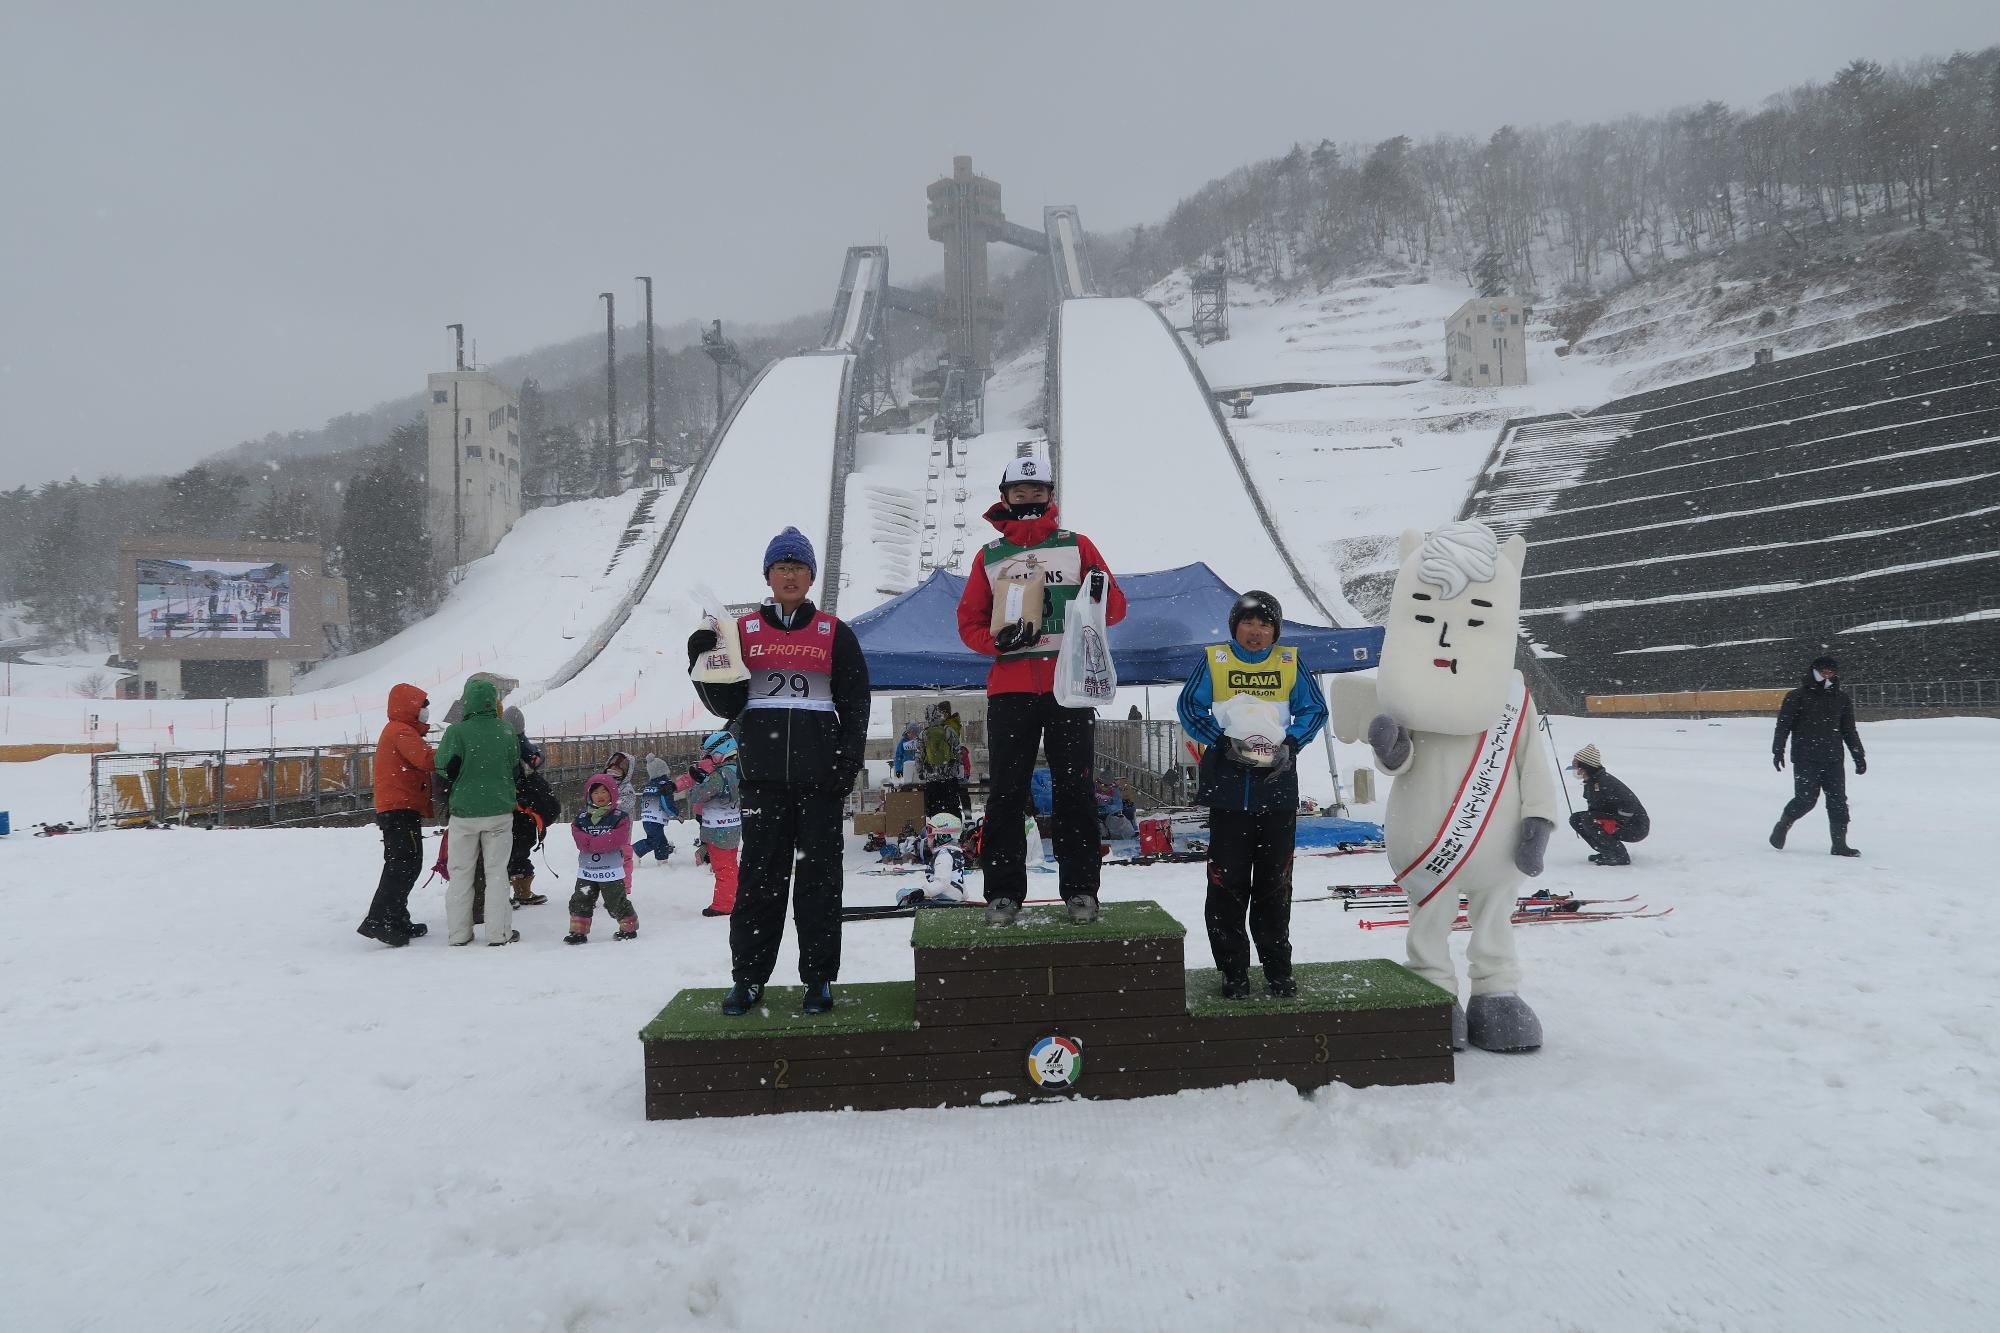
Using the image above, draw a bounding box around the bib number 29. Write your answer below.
[763,672,811,698]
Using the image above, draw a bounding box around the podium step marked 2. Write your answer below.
[640,901,1454,1120]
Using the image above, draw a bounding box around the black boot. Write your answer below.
[1769,818,1793,850]
[1831,823,1860,857]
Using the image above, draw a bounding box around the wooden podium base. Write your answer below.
[641,901,1453,1120]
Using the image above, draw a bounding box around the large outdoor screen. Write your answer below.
[135,558,292,640]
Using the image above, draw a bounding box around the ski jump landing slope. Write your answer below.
[530,352,852,731]
[1054,297,1341,624]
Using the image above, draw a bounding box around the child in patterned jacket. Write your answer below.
[566,773,638,943]
[675,730,742,918]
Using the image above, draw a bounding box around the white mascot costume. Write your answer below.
[1334,521,1558,1052]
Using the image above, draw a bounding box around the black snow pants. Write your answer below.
[1780,760,1850,837]
[507,810,538,878]
[731,781,845,989]
[922,777,963,818]
[364,809,425,927]
[1569,811,1634,864]
[1204,807,1296,984]
[981,692,1099,907]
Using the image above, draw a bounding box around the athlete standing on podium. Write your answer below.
[956,457,1126,926]
[687,527,870,1016]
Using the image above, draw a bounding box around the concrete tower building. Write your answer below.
[426,370,523,569]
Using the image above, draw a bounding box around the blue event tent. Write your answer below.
[849,563,1383,691]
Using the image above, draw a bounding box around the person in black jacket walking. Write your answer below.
[1771,656,1866,857]
[686,527,870,1015]
[1565,744,1650,866]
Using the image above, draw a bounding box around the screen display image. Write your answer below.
[135,558,292,640]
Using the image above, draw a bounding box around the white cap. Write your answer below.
[1001,455,1054,490]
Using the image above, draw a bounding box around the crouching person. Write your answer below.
[686,527,870,1015]
[1177,591,1328,999]
[1566,744,1650,866]
[566,773,638,943]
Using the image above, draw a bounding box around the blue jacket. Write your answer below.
[1177,643,1328,813]
[639,775,679,824]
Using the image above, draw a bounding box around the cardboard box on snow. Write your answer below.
[882,789,926,835]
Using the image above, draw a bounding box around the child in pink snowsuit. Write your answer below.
[566,774,637,943]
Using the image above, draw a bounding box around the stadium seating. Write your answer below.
[1462,314,2000,704]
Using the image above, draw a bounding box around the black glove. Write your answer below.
[1270,737,1298,775]
[1854,755,1867,776]
[993,620,1042,654]
[686,628,718,667]
[1772,752,1785,771]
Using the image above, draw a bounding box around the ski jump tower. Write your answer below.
[922,155,1077,436]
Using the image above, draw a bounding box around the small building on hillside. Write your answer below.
[1445,297,1530,388]
[426,370,523,569]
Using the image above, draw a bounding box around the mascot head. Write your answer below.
[1376,520,1526,736]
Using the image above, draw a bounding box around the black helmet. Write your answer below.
[1229,590,1282,634]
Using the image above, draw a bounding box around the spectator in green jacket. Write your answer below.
[435,676,524,946]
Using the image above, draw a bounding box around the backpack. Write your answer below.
[921,721,957,773]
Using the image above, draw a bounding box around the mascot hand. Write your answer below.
[1367,715,1412,771]
[1515,817,1554,877]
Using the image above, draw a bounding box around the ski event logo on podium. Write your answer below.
[1027,1035,1084,1089]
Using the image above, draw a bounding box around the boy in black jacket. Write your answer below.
[1565,744,1650,866]
[1771,655,1867,857]
[686,527,871,1015]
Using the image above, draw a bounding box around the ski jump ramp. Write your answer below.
[527,351,852,725]
[1052,297,1342,625]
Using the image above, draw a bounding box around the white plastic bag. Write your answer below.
[1052,573,1118,709]
[1211,694,1288,767]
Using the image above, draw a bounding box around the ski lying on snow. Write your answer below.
[1340,892,1642,912]
[1358,906,1674,931]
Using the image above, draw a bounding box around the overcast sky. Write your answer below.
[2,0,1991,486]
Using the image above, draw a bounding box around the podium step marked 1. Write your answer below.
[640,901,1454,1120]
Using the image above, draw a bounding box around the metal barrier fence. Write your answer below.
[1847,678,1999,710]
[1093,719,1198,808]
[89,728,715,830]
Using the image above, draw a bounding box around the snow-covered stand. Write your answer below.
[639,900,1452,1119]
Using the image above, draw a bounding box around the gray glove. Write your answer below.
[1515,817,1554,877]
[1367,714,1412,771]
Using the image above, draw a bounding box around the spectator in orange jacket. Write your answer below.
[358,683,435,947]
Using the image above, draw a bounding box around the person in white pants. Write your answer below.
[447,813,514,945]
[433,676,527,946]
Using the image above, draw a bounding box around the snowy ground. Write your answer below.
[4,716,1995,1331]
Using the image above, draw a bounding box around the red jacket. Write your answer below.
[956,503,1125,696]
[374,682,436,816]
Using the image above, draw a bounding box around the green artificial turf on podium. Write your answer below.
[640,982,916,1042]
[911,899,1187,950]
[1184,959,1453,1017]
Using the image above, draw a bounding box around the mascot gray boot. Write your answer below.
[1466,993,1542,1053]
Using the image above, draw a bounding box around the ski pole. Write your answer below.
[1541,712,1576,816]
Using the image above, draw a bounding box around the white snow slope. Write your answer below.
[524,352,852,735]
[1058,297,1323,619]
[2,716,1995,1331]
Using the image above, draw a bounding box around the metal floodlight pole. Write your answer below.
[637,276,656,482]
[446,324,465,570]
[599,292,617,496]
[218,696,233,827]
